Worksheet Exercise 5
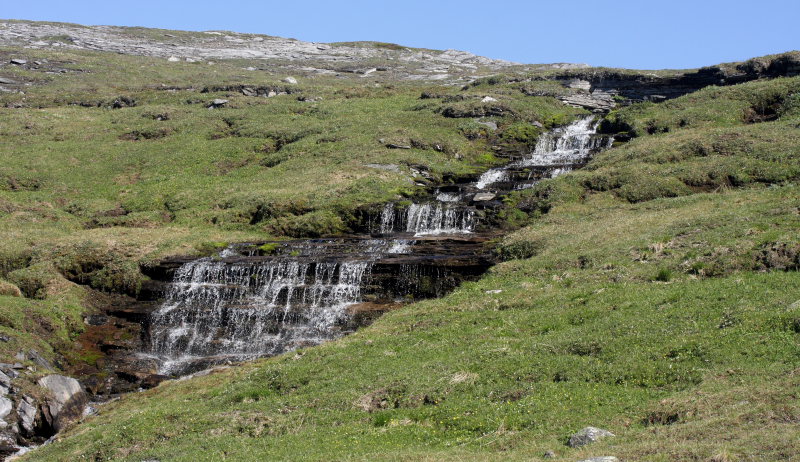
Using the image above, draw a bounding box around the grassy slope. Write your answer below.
[0,45,584,368]
[17,63,800,460]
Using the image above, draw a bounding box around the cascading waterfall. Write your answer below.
[405,203,475,236]
[149,252,373,374]
[477,116,609,190]
[147,116,611,377]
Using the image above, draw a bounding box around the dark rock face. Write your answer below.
[552,52,800,107]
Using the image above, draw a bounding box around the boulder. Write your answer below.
[0,397,11,419]
[38,375,87,431]
[208,99,228,109]
[473,192,496,202]
[568,426,615,448]
[10,59,27,65]
[282,76,298,84]
[17,399,37,434]
[481,96,498,103]
[0,370,11,387]
[241,87,257,96]
[167,56,180,62]
[0,78,18,85]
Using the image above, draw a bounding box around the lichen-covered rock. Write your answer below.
[568,426,615,448]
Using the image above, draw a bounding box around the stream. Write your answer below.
[140,116,612,376]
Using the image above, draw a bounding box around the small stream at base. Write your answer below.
[145,117,611,376]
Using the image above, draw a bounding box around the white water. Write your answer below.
[477,116,609,190]
[405,203,475,236]
[476,168,509,189]
[150,256,372,374]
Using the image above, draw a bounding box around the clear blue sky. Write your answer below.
[4,0,799,69]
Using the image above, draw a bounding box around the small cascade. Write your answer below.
[405,203,475,236]
[476,168,509,189]
[477,116,610,190]
[149,257,372,374]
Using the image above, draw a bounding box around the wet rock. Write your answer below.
[0,397,11,419]
[578,458,619,462]
[282,76,298,84]
[568,426,615,448]
[0,432,17,458]
[10,59,27,65]
[84,314,108,326]
[38,375,87,431]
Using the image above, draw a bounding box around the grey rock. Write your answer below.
[38,375,87,430]
[17,400,36,434]
[241,87,257,96]
[568,426,615,448]
[473,192,496,202]
[0,431,16,457]
[560,91,616,113]
[481,96,498,103]
[385,143,411,150]
[578,458,619,462]
[543,450,556,459]
[208,99,229,108]
[10,59,27,65]
[0,371,10,387]
[0,397,11,419]
[84,314,108,326]
[566,79,592,91]
[27,350,53,370]
[281,76,298,84]
[0,77,17,85]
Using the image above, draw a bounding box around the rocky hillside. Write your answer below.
[0,19,586,84]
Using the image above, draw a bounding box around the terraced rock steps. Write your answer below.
[74,116,610,387]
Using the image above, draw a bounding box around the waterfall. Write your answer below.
[476,116,609,190]
[149,254,373,374]
[476,168,509,189]
[405,203,475,236]
[147,116,611,376]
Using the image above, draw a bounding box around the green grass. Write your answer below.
[26,186,800,461]
[1,40,799,460]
